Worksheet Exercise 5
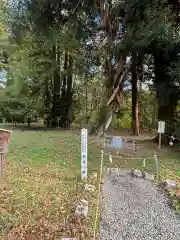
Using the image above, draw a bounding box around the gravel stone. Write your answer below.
[100,169,180,240]
[143,172,155,181]
[110,168,120,175]
[163,180,177,189]
[132,169,143,178]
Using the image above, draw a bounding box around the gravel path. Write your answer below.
[100,169,180,240]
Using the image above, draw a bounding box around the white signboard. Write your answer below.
[81,128,88,180]
[158,121,165,133]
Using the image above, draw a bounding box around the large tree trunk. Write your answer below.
[62,51,68,98]
[154,51,169,144]
[65,54,73,128]
[44,76,51,127]
[154,52,173,124]
[59,52,73,128]
[52,44,61,127]
[131,54,140,136]
[151,98,158,129]
[28,118,31,128]
[153,50,178,144]
[94,0,126,135]
[67,54,73,95]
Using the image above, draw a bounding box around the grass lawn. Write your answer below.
[0,129,101,239]
[1,128,180,239]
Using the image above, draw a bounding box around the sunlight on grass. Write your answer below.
[0,130,100,239]
[2,130,180,238]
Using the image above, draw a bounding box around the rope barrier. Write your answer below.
[99,125,180,143]
[77,128,179,237]
[149,127,180,142]
[89,129,180,239]
[103,151,154,160]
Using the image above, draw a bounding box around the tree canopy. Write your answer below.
[0,0,179,137]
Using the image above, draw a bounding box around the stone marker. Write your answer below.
[107,168,110,174]
[109,168,119,175]
[62,238,76,240]
[132,169,143,178]
[163,180,176,189]
[84,184,95,192]
[143,172,154,181]
[108,168,120,183]
[82,199,88,203]
[75,199,88,217]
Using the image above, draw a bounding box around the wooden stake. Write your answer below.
[158,133,162,150]
[0,153,3,182]
[154,155,159,179]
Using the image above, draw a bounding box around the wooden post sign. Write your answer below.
[0,129,12,182]
[158,121,165,150]
[0,129,11,153]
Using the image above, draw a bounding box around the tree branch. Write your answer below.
[106,64,130,106]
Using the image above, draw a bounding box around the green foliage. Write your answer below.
[0,0,178,129]
[139,90,156,127]
[113,93,132,129]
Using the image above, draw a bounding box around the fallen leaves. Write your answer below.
[0,130,100,239]
[159,165,180,212]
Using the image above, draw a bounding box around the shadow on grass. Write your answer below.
[0,123,80,132]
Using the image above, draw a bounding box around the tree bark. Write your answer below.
[65,54,73,128]
[52,44,61,127]
[153,50,178,144]
[131,53,140,136]
[154,52,175,130]
[28,118,31,128]
[151,98,158,129]
[67,54,73,95]
[62,51,68,97]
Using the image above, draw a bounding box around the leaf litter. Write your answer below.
[0,130,100,240]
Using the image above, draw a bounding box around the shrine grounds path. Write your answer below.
[100,169,180,240]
